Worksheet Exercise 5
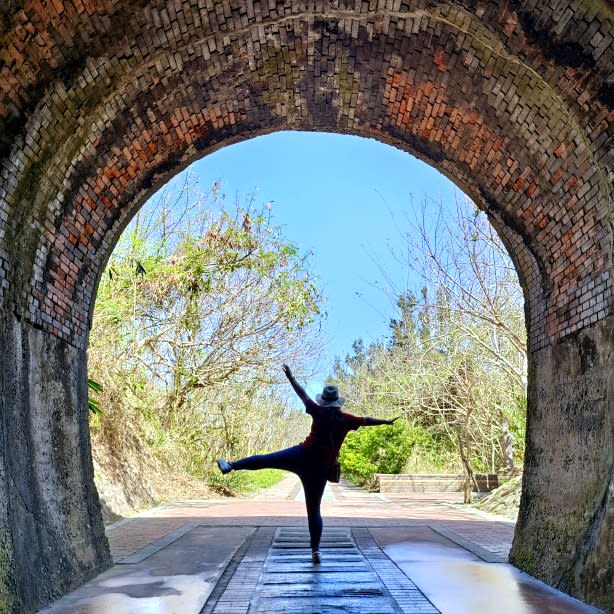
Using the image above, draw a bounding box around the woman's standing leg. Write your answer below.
[300,472,328,561]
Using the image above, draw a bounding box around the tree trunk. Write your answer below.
[456,428,477,504]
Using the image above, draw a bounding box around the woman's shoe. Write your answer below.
[217,459,232,474]
[311,550,321,564]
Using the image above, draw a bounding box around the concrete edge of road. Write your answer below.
[440,500,517,526]
[116,522,199,564]
[429,524,508,563]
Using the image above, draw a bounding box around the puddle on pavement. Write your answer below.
[382,540,601,614]
[45,570,212,614]
[40,526,254,614]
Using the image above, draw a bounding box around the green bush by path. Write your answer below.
[339,419,412,487]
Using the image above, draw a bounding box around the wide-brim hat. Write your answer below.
[316,385,345,408]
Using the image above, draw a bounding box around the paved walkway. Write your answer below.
[40,476,604,613]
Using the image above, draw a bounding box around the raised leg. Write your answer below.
[230,445,303,472]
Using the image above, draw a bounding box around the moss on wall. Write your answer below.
[511,316,614,612]
[0,542,19,613]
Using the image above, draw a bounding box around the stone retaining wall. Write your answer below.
[376,473,499,494]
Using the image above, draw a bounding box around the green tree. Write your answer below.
[334,194,527,498]
[89,173,322,497]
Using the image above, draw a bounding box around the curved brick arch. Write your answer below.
[0,1,612,612]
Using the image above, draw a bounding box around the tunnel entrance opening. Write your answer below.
[86,129,529,524]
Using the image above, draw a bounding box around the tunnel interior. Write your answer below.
[0,1,612,612]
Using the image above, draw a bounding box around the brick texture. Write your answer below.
[0,0,612,351]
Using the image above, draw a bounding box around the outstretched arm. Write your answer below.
[362,415,400,427]
[282,364,312,405]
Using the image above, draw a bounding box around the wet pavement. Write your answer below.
[40,475,605,614]
[373,527,600,614]
[39,526,253,613]
[245,527,438,613]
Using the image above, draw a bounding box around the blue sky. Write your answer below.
[163,131,459,382]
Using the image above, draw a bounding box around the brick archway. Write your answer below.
[0,2,612,611]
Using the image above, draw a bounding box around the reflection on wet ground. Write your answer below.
[39,478,606,614]
[39,526,254,614]
[373,527,604,614]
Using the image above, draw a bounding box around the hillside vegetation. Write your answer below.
[88,175,319,518]
[88,175,527,517]
[335,196,527,500]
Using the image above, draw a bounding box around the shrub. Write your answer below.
[339,419,412,486]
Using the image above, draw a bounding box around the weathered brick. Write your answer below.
[0,0,611,357]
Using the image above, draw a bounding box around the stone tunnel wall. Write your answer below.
[0,0,612,611]
[0,0,611,354]
[0,314,111,612]
[510,315,614,611]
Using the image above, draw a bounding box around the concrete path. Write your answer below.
[40,475,604,613]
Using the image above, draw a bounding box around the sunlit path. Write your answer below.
[40,476,602,614]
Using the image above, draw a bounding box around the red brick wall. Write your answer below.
[0,1,612,351]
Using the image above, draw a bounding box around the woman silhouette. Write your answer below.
[217,364,398,563]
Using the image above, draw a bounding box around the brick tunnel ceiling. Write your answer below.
[0,1,612,352]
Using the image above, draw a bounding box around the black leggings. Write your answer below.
[231,445,328,551]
